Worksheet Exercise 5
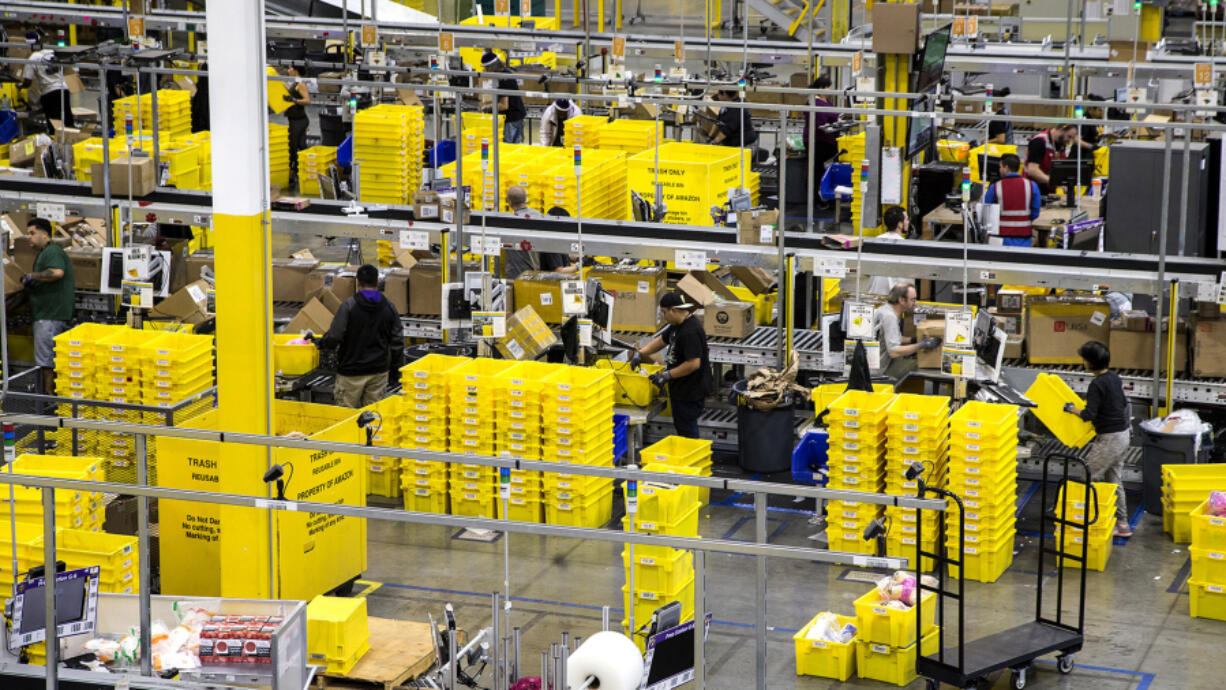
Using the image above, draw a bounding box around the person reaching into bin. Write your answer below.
[632,291,712,439]
[308,264,403,408]
[1063,340,1133,538]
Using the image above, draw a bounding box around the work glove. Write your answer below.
[649,370,672,388]
[917,336,942,352]
[1063,402,1079,415]
[629,351,642,370]
[19,274,35,288]
[283,94,295,103]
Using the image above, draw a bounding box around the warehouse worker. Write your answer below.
[803,75,840,186]
[710,89,758,148]
[282,65,312,189]
[1063,341,1132,538]
[539,98,581,147]
[985,87,1013,145]
[982,154,1041,247]
[21,40,74,133]
[1023,123,1076,193]
[480,50,527,144]
[865,206,907,295]
[633,292,712,439]
[540,206,580,274]
[22,217,75,395]
[310,264,404,408]
[503,186,543,279]
[872,282,940,379]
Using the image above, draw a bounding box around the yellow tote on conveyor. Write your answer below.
[1023,373,1097,448]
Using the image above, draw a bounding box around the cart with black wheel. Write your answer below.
[913,452,1096,690]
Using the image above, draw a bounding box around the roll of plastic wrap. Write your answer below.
[565,631,644,690]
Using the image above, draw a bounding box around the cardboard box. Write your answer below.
[988,307,1024,336]
[678,270,738,307]
[496,305,557,361]
[8,137,42,167]
[91,156,156,197]
[736,209,779,246]
[731,266,774,295]
[872,3,920,54]
[304,265,339,299]
[66,247,103,291]
[1026,296,1111,365]
[413,190,441,220]
[1003,335,1024,359]
[1109,324,1187,373]
[271,258,318,302]
[151,279,211,325]
[512,271,566,323]
[284,297,335,336]
[704,300,755,338]
[384,269,411,315]
[60,217,107,249]
[3,257,23,295]
[1196,302,1223,320]
[586,265,666,332]
[439,193,470,225]
[995,289,1026,315]
[328,267,358,302]
[186,253,215,283]
[410,260,444,315]
[1193,320,1226,378]
[1120,309,1151,331]
[916,320,945,369]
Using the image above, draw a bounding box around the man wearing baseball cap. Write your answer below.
[480,49,526,143]
[632,291,712,438]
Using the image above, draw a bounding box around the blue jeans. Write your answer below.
[670,398,705,439]
[503,119,524,144]
[1003,236,1032,247]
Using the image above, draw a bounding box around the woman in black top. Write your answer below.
[1063,340,1133,537]
[282,65,311,188]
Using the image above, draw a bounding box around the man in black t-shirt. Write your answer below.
[481,50,526,143]
[633,292,712,439]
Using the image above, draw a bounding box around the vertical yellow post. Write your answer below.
[877,1,913,230]
[206,0,276,600]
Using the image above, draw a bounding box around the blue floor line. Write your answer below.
[1015,481,1041,517]
[1033,658,1156,688]
[1166,557,1191,594]
[725,501,816,516]
[712,472,761,506]
[374,581,799,634]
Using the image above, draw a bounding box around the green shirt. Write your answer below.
[30,242,74,322]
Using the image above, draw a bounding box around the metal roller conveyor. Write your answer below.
[707,326,826,369]
[1005,362,1226,407]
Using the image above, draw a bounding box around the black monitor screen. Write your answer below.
[645,626,695,688]
[907,96,934,161]
[1049,158,1096,189]
[19,577,88,634]
[914,25,952,94]
[982,155,1002,183]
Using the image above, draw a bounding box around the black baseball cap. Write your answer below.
[659,291,695,310]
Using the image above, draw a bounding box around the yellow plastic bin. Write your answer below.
[855,626,939,686]
[794,613,858,680]
[853,589,936,648]
[1023,373,1096,448]
[306,595,370,675]
[272,333,320,375]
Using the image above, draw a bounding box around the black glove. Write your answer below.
[1063,402,1079,414]
[283,94,295,103]
[649,370,672,388]
[19,274,35,288]
[629,351,642,370]
[917,336,942,351]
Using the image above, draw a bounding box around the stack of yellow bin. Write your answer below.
[39,529,140,594]
[269,122,290,188]
[837,132,873,234]
[361,396,404,499]
[398,354,469,514]
[93,328,161,475]
[447,358,515,518]
[1189,497,1226,620]
[946,401,1019,582]
[562,114,608,149]
[456,112,504,156]
[298,145,337,197]
[158,142,203,190]
[497,361,563,523]
[355,104,425,204]
[53,323,113,402]
[1162,464,1226,542]
[825,390,895,554]
[1054,481,1116,572]
[599,119,664,154]
[6,455,105,532]
[883,394,950,570]
[853,585,939,686]
[141,332,214,409]
[539,148,628,220]
[173,132,212,190]
[111,90,192,140]
[541,367,615,527]
[71,133,171,182]
[638,436,714,505]
[621,463,703,652]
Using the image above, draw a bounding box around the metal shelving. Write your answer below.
[1005,361,1226,407]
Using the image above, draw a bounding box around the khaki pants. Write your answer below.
[334,372,387,408]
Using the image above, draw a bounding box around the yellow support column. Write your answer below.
[207,0,276,600]
[876,1,913,230]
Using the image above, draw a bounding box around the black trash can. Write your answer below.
[733,379,797,474]
[1141,426,1214,515]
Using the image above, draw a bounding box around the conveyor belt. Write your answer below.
[1019,438,1143,488]
[1005,360,1226,406]
[706,326,826,369]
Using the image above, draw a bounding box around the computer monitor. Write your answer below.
[913,24,952,94]
[1049,158,1096,207]
[980,154,1002,183]
[906,96,935,161]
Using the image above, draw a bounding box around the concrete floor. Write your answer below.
[358,470,1213,690]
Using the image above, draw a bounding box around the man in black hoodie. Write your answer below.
[312,264,404,408]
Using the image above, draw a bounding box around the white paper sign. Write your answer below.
[945,310,974,349]
[846,302,876,340]
[675,250,707,270]
[470,236,501,256]
[472,311,507,338]
[561,280,586,315]
[815,257,847,278]
[400,230,430,250]
[35,203,65,223]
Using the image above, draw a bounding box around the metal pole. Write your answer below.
[694,548,706,689]
[777,108,788,368]
[448,623,458,690]
[454,96,466,289]
[1064,0,1075,98]
[42,488,57,689]
[559,634,568,688]
[1152,132,1173,416]
[152,82,161,181]
[541,651,550,689]
[582,0,592,94]
[491,593,501,690]
[754,491,767,690]
[1179,128,1191,256]
[137,434,152,676]
[601,605,610,631]
[512,626,521,682]
[101,62,113,240]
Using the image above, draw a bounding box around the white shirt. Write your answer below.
[538,101,583,146]
[865,231,906,296]
[23,49,67,95]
